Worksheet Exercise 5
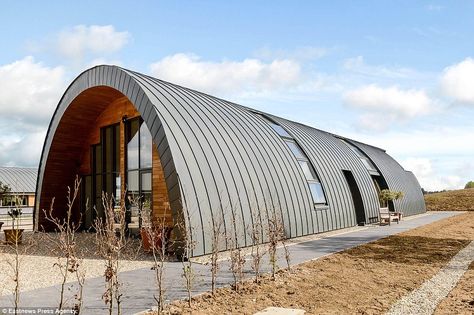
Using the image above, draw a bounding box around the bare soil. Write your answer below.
[425,188,474,211]
[160,212,474,315]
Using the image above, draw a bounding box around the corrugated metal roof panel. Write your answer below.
[0,167,37,193]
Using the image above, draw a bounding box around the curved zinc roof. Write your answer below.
[0,166,37,193]
[36,65,426,256]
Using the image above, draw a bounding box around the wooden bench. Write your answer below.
[379,207,402,225]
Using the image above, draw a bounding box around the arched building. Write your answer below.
[35,65,426,256]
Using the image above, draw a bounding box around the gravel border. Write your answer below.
[0,254,153,296]
[387,240,474,315]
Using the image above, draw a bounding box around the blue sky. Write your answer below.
[0,1,473,191]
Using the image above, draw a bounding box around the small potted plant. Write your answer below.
[379,189,404,209]
[140,200,171,252]
[4,207,24,245]
[0,180,10,235]
[140,200,154,251]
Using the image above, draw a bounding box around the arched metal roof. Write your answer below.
[0,166,37,193]
[36,65,426,256]
[350,140,426,216]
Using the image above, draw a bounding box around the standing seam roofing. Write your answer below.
[0,167,37,193]
[36,65,426,256]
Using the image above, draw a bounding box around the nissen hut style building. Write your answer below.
[35,66,426,256]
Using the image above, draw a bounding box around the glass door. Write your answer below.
[126,117,153,232]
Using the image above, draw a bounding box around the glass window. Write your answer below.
[83,175,92,227]
[270,123,291,138]
[114,125,120,172]
[299,160,317,180]
[94,145,102,174]
[127,170,139,193]
[309,182,326,204]
[139,122,153,169]
[127,119,140,170]
[115,175,121,203]
[94,174,102,196]
[285,140,305,159]
[104,127,114,173]
[105,173,114,195]
[351,145,364,158]
[341,139,378,172]
[141,172,152,192]
[361,158,376,171]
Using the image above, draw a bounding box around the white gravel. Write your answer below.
[0,254,153,296]
[386,240,474,315]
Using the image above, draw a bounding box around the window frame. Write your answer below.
[125,117,153,229]
[259,113,328,206]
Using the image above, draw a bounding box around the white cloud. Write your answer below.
[149,53,302,96]
[0,131,46,167]
[0,57,66,167]
[401,158,463,191]
[343,84,435,130]
[344,85,432,118]
[56,25,130,62]
[440,57,474,105]
[25,25,129,69]
[0,56,66,124]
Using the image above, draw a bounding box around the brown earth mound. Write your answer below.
[424,188,474,211]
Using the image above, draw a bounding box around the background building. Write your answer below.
[0,166,37,231]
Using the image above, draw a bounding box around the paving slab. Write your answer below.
[0,211,461,314]
[254,306,306,315]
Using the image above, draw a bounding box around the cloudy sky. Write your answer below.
[0,1,473,191]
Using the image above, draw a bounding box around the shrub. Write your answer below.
[379,189,404,207]
[465,181,474,189]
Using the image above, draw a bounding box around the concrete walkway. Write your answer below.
[0,211,461,314]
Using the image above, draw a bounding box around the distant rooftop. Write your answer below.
[0,166,37,193]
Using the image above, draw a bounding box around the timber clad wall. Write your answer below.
[76,95,171,224]
[36,65,426,257]
[78,96,140,175]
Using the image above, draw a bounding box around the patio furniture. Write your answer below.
[379,207,401,225]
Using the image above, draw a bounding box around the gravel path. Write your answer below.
[387,240,474,315]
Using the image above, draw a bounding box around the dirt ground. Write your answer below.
[160,212,474,315]
[425,188,474,211]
